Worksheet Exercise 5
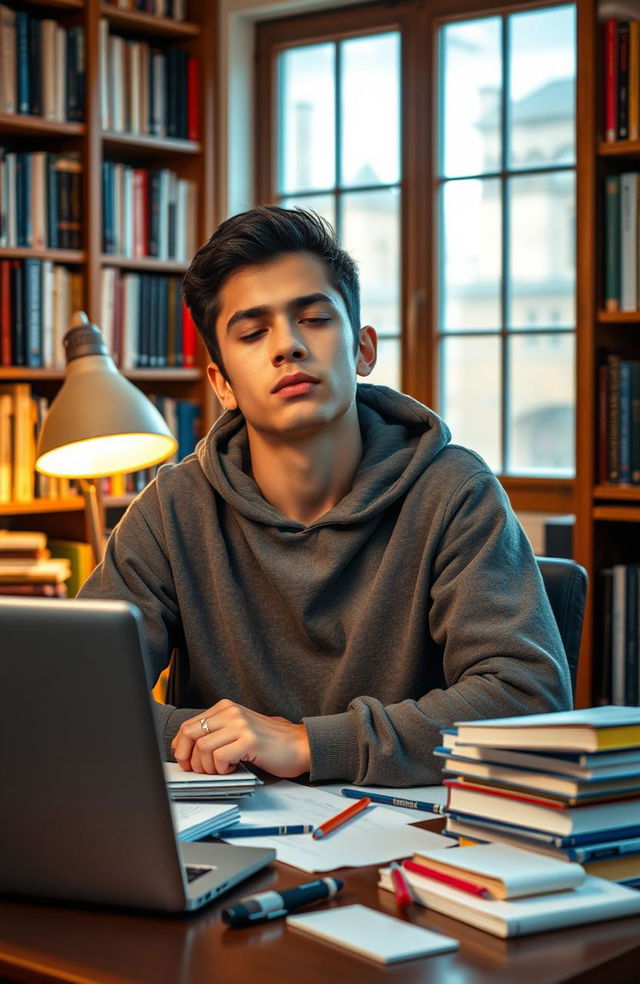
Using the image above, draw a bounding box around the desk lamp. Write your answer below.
[35,311,178,564]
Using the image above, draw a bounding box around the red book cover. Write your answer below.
[132,168,146,258]
[0,260,12,365]
[182,299,196,367]
[444,779,567,810]
[187,56,199,141]
[605,18,618,142]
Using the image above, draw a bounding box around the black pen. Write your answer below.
[221,877,344,928]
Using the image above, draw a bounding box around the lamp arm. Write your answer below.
[79,478,106,566]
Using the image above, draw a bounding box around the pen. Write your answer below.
[216,824,314,837]
[221,877,344,927]
[390,861,414,910]
[341,788,446,814]
[403,858,491,898]
[312,796,371,839]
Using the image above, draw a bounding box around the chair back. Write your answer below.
[536,556,587,697]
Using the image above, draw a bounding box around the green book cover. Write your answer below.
[605,174,621,311]
[48,539,94,597]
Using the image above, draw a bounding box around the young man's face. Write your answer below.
[208,252,377,440]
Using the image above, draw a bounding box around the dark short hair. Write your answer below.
[182,205,361,375]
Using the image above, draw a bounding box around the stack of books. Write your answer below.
[0,529,70,597]
[163,762,262,801]
[378,841,640,938]
[435,706,640,886]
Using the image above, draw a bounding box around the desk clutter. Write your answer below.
[434,704,640,886]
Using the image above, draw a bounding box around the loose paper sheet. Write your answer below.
[218,780,452,872]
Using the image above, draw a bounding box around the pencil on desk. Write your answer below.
[341,788,446,814]
[216,824,313,837]
[312,796,371,839]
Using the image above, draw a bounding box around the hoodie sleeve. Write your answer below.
[303,468,573,786]
[78,493,199,752]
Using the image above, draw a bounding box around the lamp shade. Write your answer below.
[36,313,178,478]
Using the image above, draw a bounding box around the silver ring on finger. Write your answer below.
[200,716,210,735]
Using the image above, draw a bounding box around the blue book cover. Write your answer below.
[15,11,30,115]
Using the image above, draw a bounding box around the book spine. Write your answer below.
[618,359,632,482]
[607,353,621,482]
[28,15,41,116]
[612,564,627,704]
[631,362,640,483]
[187,55,199,140]
[15,10,29,115]
[0,258,12,365]
[618,23,630,140]
[625,565,639,705]
[22,258,42,368]
[598,361,609,484]
[620,172,637,311]
[605,18,619,142]
[597,568,614,705]
[630,21,639,140]
[11,260,24,365]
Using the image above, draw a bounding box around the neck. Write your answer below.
[247,404,363,525]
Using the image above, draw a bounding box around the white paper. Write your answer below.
[218,781,452,872]
[318,783,447,821]
[163,762,257,786]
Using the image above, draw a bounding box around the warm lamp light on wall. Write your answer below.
[35,312,178,565]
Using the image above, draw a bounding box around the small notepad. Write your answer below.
[286,904,459,964]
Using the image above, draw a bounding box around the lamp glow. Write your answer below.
[36,312,179,563]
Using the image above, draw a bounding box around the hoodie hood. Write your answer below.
[197,383,451,530]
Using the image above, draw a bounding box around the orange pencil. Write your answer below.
[312,796,371,839]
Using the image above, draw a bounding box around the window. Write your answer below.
[438,5,576,476]
[256,1,577,487]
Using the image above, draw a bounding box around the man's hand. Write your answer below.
[171,699,311,778]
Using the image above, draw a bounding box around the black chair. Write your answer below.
[536,556,588,697]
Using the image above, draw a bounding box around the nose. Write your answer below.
[270,318,308,366]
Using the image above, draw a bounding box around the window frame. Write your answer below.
[255,0,577,512]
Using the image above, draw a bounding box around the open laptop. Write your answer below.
[0,596,275,912]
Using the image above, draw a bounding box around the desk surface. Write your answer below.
[1,852,640,984]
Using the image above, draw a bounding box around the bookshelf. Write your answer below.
[574,0,640,707]
[0,0,216,543]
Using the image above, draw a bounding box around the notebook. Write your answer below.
[0,596,274,912]
[287,904,459,963]
[452,706,640,752]
[378,868,640,938]
[410,843,585,899]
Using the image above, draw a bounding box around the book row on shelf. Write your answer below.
[99,20,199,140]
[603,172,640,313]
[599,566,640,708]
[597,353,640,485]
[603,17,640,143]
[103,0,187,22]
[0,259,81,368]
[102,162,197,261]
[0,150,82,250]
[100,268,197,369]
[0,382,201,505]
[0,6,85,122]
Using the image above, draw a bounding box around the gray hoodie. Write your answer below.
[80,384,572,785]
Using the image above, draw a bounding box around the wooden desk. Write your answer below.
[1,859,640,984]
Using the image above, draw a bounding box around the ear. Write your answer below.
[356,325,377,378]
[207,363,238,411]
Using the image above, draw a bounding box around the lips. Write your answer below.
[272,372,320,394]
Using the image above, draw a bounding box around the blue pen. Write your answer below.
[216,824,314,837]
[341,788,446,814]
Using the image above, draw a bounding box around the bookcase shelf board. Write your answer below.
[102,133,200,158]
[0,114,84,137]
[125,368,201,382]
[593,485,640,501]
[18,0,83,10]
[100,6,200,39]
[0,248,85,263]
[100,256,188,273]
[0,499,84,516]
[600,138,640,155]
[598,310,640,322]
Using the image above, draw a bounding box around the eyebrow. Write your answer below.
[226,293,335,332]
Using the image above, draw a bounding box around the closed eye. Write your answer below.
[299,316,331,325]
[239,327,266,341]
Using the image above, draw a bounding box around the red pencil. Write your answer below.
[402,858,491,898]
[390,861,414,909]
[312,796,371,839]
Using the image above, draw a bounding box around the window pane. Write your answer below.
[440,18,502,178]
[440,178,502,331]
[508,171,575,329]
[440,335,501,470]
[507,333,575,476]
[364,337,401,390]
[342,188,400,334]
[341,33,400,187]
[280,194,336,230]
[278,44,335,194]
[508,6,576,169]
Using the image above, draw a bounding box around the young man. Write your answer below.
[80,205,572,786]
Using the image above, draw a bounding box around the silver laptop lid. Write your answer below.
[0,596,188,910]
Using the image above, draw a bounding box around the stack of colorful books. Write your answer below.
[0,529,70,597]
[435,706,640,886]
